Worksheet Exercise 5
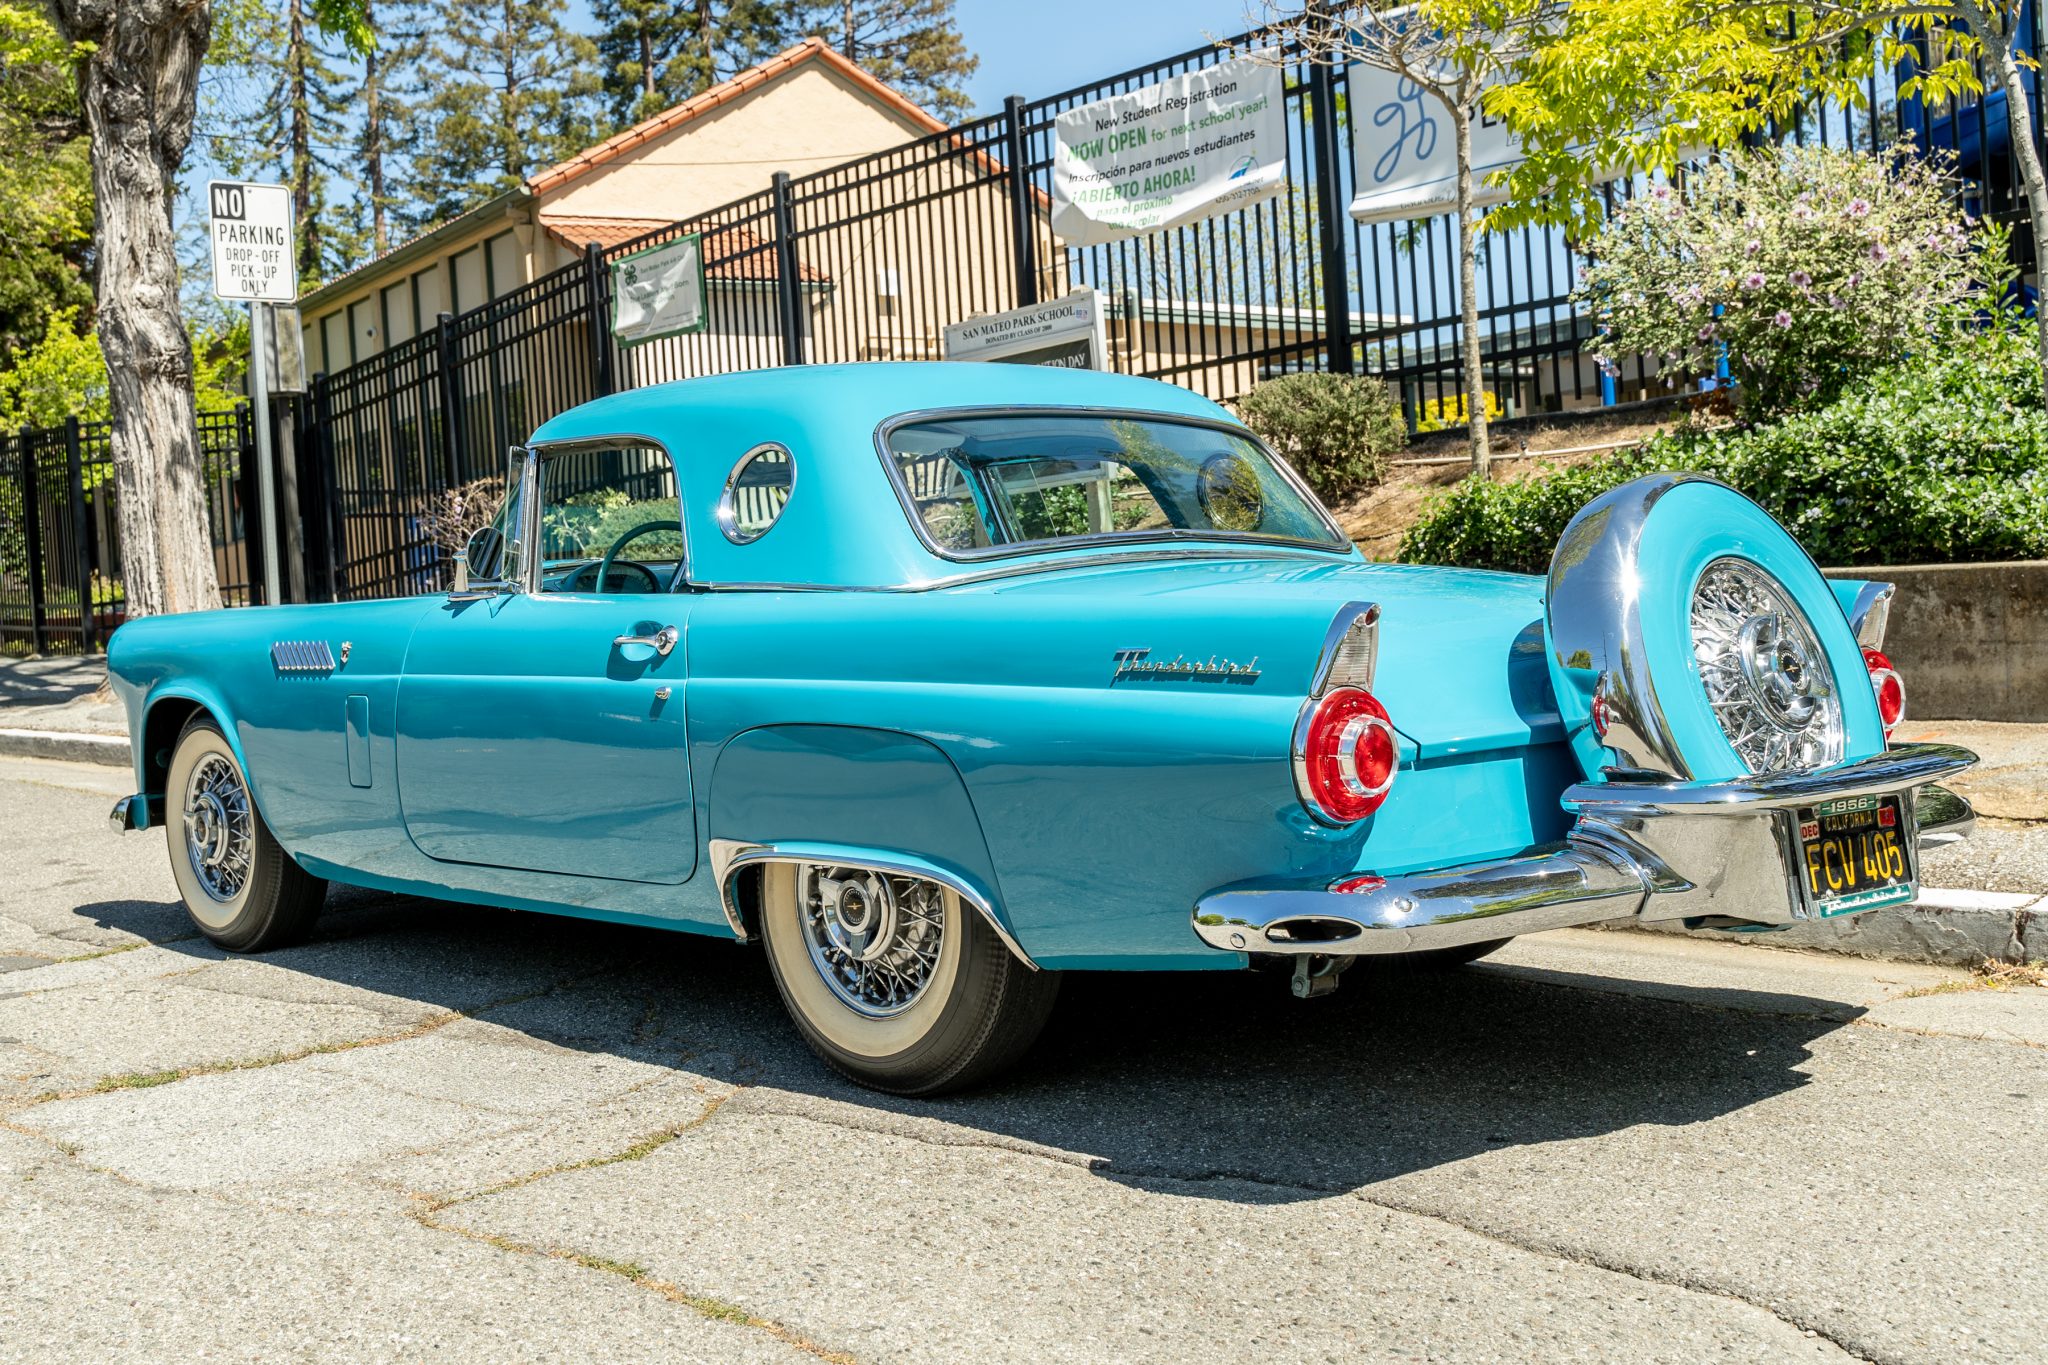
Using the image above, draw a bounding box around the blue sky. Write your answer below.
[953,0,1257,115]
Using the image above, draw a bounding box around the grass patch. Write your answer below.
[93,1069,183,1092]
[1897,959,2048,999]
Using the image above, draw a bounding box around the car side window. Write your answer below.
[717,444,795,544]
[534,442,685,594]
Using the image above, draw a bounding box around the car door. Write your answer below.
[394,439,699,885]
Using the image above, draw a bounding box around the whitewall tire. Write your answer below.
[163,715,327,952]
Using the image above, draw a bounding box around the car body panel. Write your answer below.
[105,364,1948,976]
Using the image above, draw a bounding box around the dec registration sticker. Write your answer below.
[1796,793,1915,916]
[207,180,296,303]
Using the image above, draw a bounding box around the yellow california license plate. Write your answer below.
[1796,794,1915,916]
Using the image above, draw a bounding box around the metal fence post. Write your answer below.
[583,242,616,397]
[19,429,47,652]
[771,171,806,364]
[235,403,266,605]
[312,373,343,600]
[1307,48,1354,376]
[434,313,465,487]
[1003,96,1041,308]
[63,417,94,650]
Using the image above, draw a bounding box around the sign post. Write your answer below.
[207,180,296,604]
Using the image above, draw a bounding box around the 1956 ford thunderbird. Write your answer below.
[107,363,1977,1094]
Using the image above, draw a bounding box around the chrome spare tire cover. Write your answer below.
[1543,473,1885,784]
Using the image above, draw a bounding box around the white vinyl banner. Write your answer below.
[610,233,706,345]
[1347,66,1523,224]
[1051,55,1288,248]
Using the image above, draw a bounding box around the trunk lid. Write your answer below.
[954,551,1562,758]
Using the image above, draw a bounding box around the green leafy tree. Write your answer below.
[595,0,788,127]
[46,0,370,619]
[208,0,367,286]
[1487,0,2048,402]
[0,3,92,365]
[406,0,603,227]
[800,0,979,121]
[1261,0,1552,475]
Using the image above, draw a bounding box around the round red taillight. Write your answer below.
[1296,687,1398,824]
[1863,647,1905,737]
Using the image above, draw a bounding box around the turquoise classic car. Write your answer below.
[106,363,1976,1094]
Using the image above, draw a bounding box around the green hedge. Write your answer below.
[1398,328,2048,574]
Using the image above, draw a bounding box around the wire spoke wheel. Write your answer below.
[1691,558,1844,775]
[182,752,255,903]
[797,864,946,1018]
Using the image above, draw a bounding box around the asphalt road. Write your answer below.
[3,755,2045,1365]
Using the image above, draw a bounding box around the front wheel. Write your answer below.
[759,862,1058,1096]
[163,714,328,952]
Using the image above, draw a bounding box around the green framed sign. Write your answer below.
[610,232,706,346]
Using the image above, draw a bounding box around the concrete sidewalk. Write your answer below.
[0,656,125,766]
[5,654,2042,965]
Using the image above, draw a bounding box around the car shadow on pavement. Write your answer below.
[75,887,1857,1203]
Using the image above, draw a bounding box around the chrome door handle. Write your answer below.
[613,624,679,657]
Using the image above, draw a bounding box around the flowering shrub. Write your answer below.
[1398,324,2048,572]
[1576,146,1978,418]
[1414,389,1503,433]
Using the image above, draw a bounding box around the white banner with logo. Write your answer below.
[1051,55,1288,248]
[610,232,706,345]
[1349,61,1703,224]
[1347,66,1524,224]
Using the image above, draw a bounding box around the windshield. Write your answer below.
[883,412,1346,557]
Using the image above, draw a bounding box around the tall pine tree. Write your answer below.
[593,0,789,128]
[407,0,602,227]
[207,0,366,285]
[801,0,977,120]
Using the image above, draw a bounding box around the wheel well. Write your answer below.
[729,862,765,942]
[140,697,209,797]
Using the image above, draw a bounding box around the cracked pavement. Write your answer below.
[3,757,2045,1363]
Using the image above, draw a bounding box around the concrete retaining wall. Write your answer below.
[1824,561,2048,722]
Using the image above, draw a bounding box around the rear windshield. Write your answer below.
[883,412,1346,558]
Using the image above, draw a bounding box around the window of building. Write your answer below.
[487,231,520,299]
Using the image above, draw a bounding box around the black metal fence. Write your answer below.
[0,409,256,655]
[5,12,2042,627]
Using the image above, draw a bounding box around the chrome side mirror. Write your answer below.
[451,526,516,599]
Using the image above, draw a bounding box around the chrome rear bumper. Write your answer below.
[1192,744,1976,957]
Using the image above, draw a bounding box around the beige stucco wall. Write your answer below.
[299,59,933,378]
[543,63,927,224]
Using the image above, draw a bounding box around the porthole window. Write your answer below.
[718,443,795,544]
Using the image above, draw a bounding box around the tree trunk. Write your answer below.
[843,0,857,60]
[287,0,316,282]
[1968,0,2048,404]
[364,1,386,254]
[1454,103,1492,475]
[50,0,221,619]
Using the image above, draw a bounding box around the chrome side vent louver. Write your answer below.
[271,640,336,673]
[1309,603,1380,697]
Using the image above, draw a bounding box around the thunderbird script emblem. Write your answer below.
[1112,648,1260,683]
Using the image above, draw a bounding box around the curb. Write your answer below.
[1619,888,2048,967]
[0,727,129,768]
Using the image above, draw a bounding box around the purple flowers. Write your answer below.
[1869,243,1889,262]
[1847,199,1871,217]
[1698,323,1717,341]
[1772,310,1793,329]
[1746,239,1762,255]
[1790,270,1813,289]
[1742,272,1766,290]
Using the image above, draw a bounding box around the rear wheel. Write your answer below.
[759,862,1058,1096]
[163,715,327,952]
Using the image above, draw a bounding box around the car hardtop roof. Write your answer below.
[526,362,1242,449]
